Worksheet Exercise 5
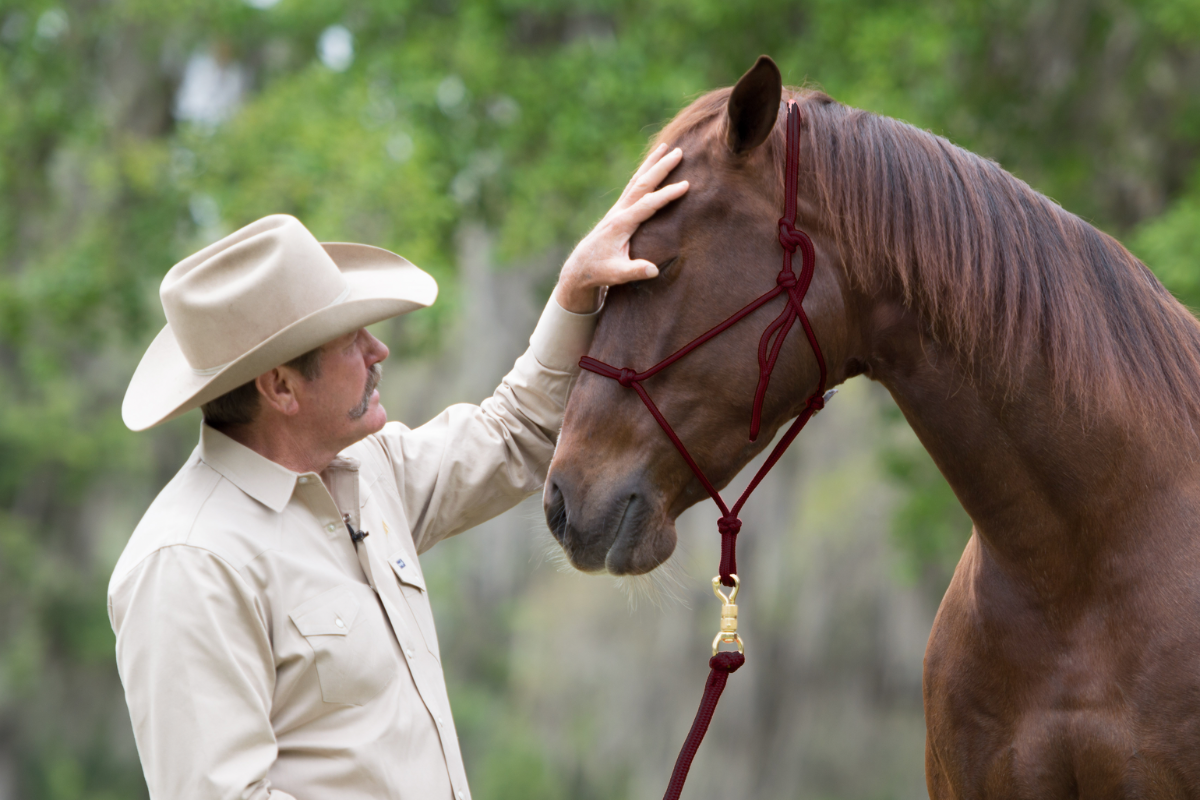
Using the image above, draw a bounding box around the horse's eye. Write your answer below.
[656,256,679,276]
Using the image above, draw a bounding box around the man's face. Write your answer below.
[296,328,390,451]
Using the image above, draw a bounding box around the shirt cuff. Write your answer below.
[528,293,601,372]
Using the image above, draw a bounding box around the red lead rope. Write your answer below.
[579,101,830,799]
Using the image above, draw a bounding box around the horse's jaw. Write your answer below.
[543,465,680,575]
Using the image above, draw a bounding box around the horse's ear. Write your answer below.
[726,55,783,155]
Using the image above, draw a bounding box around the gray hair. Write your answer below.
[201,347,323,430]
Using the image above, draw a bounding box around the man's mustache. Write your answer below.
[348,363,383,420]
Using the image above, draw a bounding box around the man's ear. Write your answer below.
[256,367,302,416]
[726,55,783,155]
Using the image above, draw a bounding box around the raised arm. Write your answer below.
[379,144,688,550]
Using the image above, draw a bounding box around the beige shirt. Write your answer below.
[108,298,596,800]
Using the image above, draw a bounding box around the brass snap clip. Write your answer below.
[711,574,744,655]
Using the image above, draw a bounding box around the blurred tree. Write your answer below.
[1,0,1198,797]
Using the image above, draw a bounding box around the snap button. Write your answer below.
[437,715,444,726]
[298,476,309,484]
[457,792,464,800]
[326,523,337,533]
[335,618,344,628]
[405,648,414,659]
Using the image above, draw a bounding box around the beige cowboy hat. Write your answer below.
[122,214,438,432]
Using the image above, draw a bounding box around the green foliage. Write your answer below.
[1131,170,1200,307]
[879,428,972,595]
[474,733,563,800]
[450,683,571,800]
[1,0,1199,797]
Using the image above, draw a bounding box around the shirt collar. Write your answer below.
[198,423,301,513]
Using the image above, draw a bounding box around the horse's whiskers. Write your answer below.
[612,556,690,611]
[525,504,689,609]
[524,513,573,572]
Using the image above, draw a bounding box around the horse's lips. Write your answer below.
[602,494,638,572]
[603,493,677,575]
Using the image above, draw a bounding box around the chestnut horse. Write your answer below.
[545,56,1200,797]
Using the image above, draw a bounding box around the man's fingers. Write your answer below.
[635,260,660,279]
[652,178,689,206]
[621,180,689,227]
[638,147,683,191]
[598,258,660,288]
[618,146,683,209]
[630,143,670,183]
[617,146,668,203]
[627,148,682,201]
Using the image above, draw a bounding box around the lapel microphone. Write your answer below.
[343,513,369,544]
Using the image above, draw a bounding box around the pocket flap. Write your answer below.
[387,550,426,592]
[290,588,361,637]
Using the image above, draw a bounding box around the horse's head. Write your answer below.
[545,57,861,575]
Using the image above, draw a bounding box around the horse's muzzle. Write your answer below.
[543,469,676,575]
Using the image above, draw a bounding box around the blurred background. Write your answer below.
[2,0,1199,797]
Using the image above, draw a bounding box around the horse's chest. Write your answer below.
[923,552,1200,798]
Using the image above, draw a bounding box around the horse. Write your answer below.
[544,55,1200,797]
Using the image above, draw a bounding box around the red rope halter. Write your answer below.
[579,100,829,799]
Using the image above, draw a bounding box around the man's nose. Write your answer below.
[365,330,389,364]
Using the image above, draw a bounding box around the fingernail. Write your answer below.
[673,147,682,156]
[645,264,659,278]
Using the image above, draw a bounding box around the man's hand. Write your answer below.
[554,144,689,313]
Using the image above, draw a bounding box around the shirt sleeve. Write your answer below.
[378,293,599,553]
[110,546,297,800]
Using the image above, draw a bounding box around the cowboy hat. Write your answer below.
[122,214,438,432]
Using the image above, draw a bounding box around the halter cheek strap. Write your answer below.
[579,100,831,799]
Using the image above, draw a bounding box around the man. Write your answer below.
[108,144,687,799]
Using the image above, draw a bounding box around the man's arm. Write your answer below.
[377,145,688,550]
[377,295,596,551]
[110,546,295,800]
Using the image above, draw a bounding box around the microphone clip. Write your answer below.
[343,514,369,544]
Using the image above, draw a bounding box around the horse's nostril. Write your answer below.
[545,479,567,544]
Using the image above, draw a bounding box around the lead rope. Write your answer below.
[580,100,830,800]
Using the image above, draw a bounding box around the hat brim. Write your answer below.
[122,242,438,432]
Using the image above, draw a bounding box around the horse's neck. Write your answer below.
[859,297,1191,584]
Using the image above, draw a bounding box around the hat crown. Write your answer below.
[161,215,349,372]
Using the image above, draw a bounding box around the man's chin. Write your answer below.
[362,397,388,434]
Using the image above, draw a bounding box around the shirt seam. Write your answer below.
[116,468,278,583]
[113,541,272,640]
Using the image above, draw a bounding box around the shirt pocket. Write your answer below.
[290,587,396,706]
[387,551,440,660]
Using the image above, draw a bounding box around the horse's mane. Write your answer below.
[658,88,1200,433]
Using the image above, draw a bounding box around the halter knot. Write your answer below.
[617,368,637,388]
[776,270,797,288]
[778,219,805,253]
[708,651,746,673]
[807,394,825,412]
[717,515,742,537]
